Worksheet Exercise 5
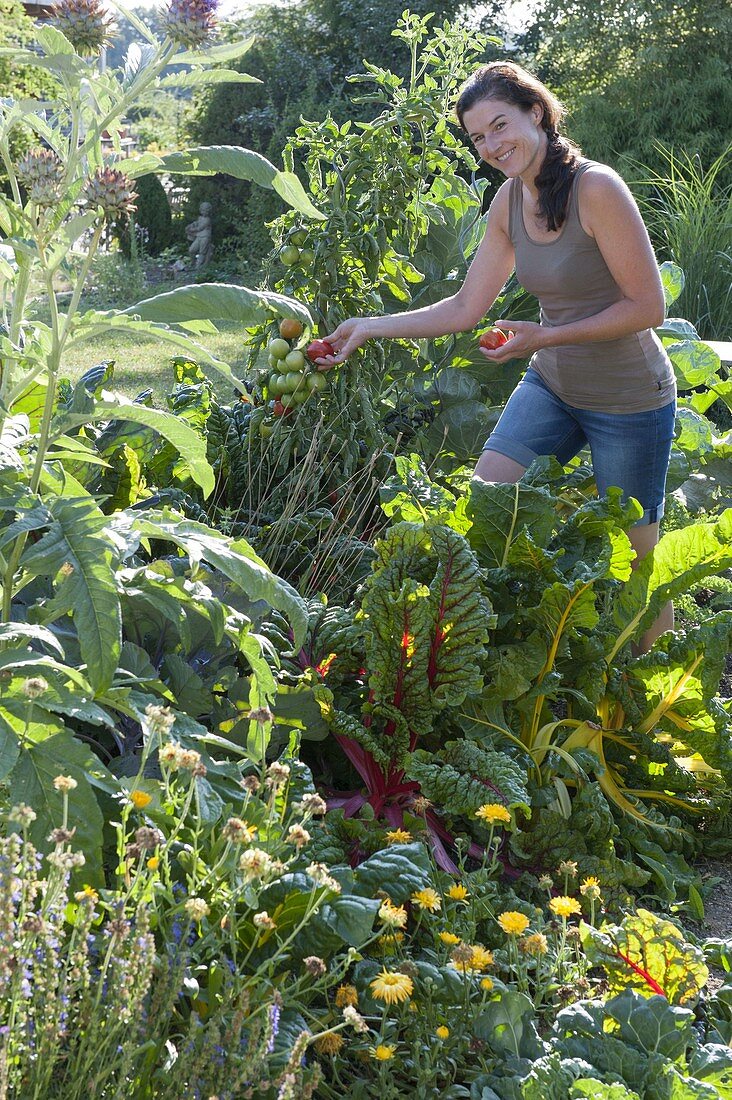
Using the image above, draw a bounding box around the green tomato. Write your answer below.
[274,373,289,393]
[290,230,308,247]
[269,373,285,396]
[268,354,278,368]
[280,244,300,266]
[279,393,295,409]
[283,371,305,393]
[306,370,328,392]
[292,388,309,405]
[284,349,305,371]
[299,247,316,265]
[259,422,274,438]
[269,338,290,360]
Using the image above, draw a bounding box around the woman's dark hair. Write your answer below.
[455,61,583,232]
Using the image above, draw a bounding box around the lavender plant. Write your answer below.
[0,734,377,1097]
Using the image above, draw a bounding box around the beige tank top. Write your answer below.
[509,161,676,413]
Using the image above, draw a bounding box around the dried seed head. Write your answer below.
[303,956,326,977]
[84,167,137,221]
[162,0,218,48]
[8,803,37,827]
[52,0,115,54]
[17,150,64,207]
[22,675,50,699]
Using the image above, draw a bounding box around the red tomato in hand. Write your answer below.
[479,327,511,350]
[306,339,336,362]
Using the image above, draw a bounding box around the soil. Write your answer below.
[697,859,732,940]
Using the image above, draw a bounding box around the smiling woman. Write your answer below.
[311,59,677,652]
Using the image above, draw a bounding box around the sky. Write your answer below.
[121,0,537,31]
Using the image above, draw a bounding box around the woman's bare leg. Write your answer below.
[473,450,527,484]
[628,521,674,653]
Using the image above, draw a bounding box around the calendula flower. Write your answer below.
[334,984,358,1008]
[557,860,578,878]
[580,875,602,899]
[370,1044,396,1061]
[385,829,412,844]
[480,977,494,991]
[549,895,582,919]
[447,883,469,902]
[129,790,152,809]
[475,802,511,825]
[147,855,160,870]
[436,1025,449,1039]
[450,944,493,973]
[498,910,530,936]
[314,1032,344,1056]
[379,899,408,929]
[369,968,414,1005]
[411,888,441,912]
[520,932,549,956]
[411,795,432,814]
[438,931,461,945]
[74,885,98,903]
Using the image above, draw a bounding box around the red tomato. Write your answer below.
[306,339,336,362]
[479,327,510,350]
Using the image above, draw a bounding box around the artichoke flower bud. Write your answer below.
[84,167,138,221]
[17,149,64,207]
[52,0,116,55]
[162,0,218,48]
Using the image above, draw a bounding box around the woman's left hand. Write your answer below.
[478,319,548,362]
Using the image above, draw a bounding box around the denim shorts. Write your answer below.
[482,369,677,526]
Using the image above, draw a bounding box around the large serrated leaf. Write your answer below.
[9,730,105,885]
[51,392,215,498]
[122,282,313,329]
[20,496,121,692]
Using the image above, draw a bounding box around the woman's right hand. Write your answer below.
[314,317,374,368]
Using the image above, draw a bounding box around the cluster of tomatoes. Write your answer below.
[260,318,336,432]
[279,229,316,269]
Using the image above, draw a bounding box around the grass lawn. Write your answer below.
[60,319,250,404]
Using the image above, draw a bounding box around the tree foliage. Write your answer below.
[517,0,732,176]
[187,0,467,258]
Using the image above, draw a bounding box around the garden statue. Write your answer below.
[185,201,214,267]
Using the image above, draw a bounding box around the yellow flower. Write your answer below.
[334,984,358,1008]
[450,944,493,973]
[469,945,494,970]
[411,888,441,912]
[480,977,494,991]
[581,875,600,889]
[520,932,549,956]
[438,931,461,945]
[436,1025,450,1039]
[74,885,98,903]
[314,1032,345,1056]
[370,1044,396,1061]
[369,968,414,1005]
[447,883,469,902]
[385,829,412,844]
[475,803,511,825]
[129,790,152,809]
[378,899,408,929]
[498,910,530,936]
[146,855,160,871]
[549,895,582,919]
